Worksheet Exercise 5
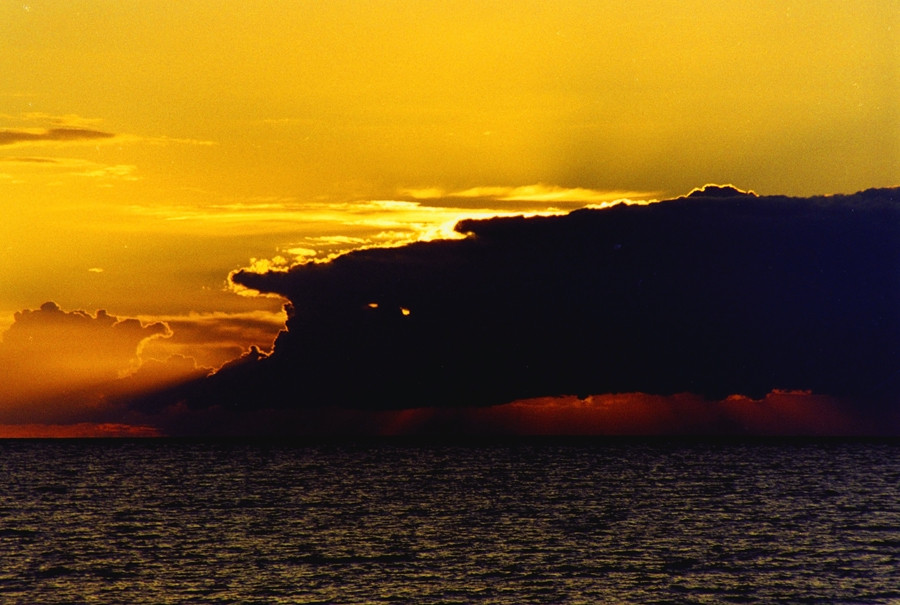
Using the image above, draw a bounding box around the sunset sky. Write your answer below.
[1,2,897,436]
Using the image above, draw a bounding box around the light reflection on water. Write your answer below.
[0,438,898,604]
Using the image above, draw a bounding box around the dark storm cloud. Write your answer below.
[180,187,899,414]
[0,127,115,145]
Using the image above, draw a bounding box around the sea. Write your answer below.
[0,437,898,604]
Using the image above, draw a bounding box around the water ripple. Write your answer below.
[0,438,897,603]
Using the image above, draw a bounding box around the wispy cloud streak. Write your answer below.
[0,127,115,146]
[401,184,659,204]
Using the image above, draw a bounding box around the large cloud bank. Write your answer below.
[175,187,897,422]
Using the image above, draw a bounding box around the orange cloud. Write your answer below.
[0,303,178,423]
[0,302,292,434]
[141,390,885,437]
[1,302,167,380]
[469,391,875,436]
[718,390,865,436]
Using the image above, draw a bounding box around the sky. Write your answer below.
[0,1,897,436]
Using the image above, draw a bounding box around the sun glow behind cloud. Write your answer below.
[0,1,896,436]
[2,1,895,319]
[401,184,660,204]
[221,186,659,297]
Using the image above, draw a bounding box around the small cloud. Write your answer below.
[1,113,215,148]
[131,134,217,147]
[0,127,115,146]
[19,112,106,128]
[74,163,139,181]
[398,187,446,200]
[246,256,291,273]
[0,112,104,128]
[0,156,59,164]
[309,235,368,245]
[285,247,317,258]
[0,156,140,186]
[87,267,104,273]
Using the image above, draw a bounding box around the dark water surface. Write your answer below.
[0,438,898,604]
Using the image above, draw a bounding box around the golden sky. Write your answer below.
[0,1,897,432]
